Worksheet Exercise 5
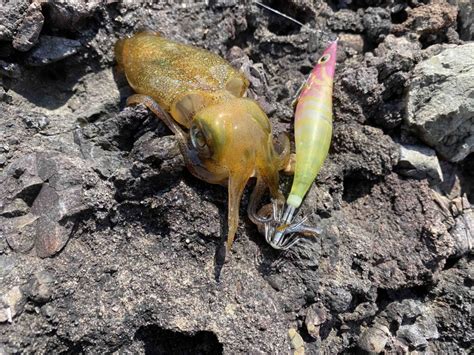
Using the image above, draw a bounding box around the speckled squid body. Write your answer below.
[287,41,338,208]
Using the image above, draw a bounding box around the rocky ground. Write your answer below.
[0,1,473,354]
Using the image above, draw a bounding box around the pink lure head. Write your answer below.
[311,39,338,81]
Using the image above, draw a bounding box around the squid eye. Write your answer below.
[191,124,206,149]
[318,54,331,64]
[190,123,212,158]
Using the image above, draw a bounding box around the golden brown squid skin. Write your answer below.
[115,32,288,257]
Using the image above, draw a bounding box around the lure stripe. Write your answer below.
[286,41,337,209]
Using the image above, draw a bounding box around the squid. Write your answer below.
[266,40,338,250]
[115,31,291,276]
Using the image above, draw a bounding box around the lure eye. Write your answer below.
[318,54,331,64]
[190,123,212,158]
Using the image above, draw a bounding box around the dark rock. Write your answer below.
[132,133,180,165]
[332,124,399,180]
[1,153,89,258]
[3,154,42,204]
[2,213,38,253]
[305,304,328,338]
[327,287,352,312]
[392,0,458,37]
[26,270,54,303]
[0,198,29,217]
[22,113,49,131]
[453,0,473,40]
[327,9,364,32]
[449,201,473,257]
[0,60,21,79]
[43,2,95,31]
[372,100,404,129]
[383,299,424,326]
[26,36,82,66]
[335,65,382,124]
[12,2,44,52]
[0,2,29,42]
[373,35,421,80]
[397,312,439,349]
[0,255,16,278]
[425,257,472,353]
[362,7,391,43]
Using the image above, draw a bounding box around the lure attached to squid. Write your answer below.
[266,40,338,249]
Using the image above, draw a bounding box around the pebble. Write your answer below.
[26,36,81,66]
[398,143,443,183]
[0,154,6,167]
[12,2,44,52]
[26,270,54,304]
[358,324,391,353]
[288,328,305,354]
[0,286,27,323]
[0,59,21,78]
[305,304,328,338]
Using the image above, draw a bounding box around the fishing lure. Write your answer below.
[266,40,338,249]
[115,31,291,275]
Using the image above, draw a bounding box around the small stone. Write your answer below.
[396,313,439,348]
[358,324,390,353]
[328,287,352,312]
[0,154,6,166]
[288,328,305,352]
[26,36,81,66]
[0,198,30,217]
[0,59,21,78]
[327,9,364,32]
[0,255,15,277]
[26,270,54,303]
[0,2,29,42]
[384,299,424,325]
[456,0,473,40]
[40,303,56,319]
[34,216,69,258]
[4,154,43,204]
[209,0,238,8]
[12,2,44,52]
[363,7,391,42]
[2,213,38,253]
[305,304,328,338]
[132,133,180,165]
[397,144,443,182]
[22,114,49,130]
[339,33,364,54]
[449,204,473,257]
[0,286,27,323]
[43,2,94,31]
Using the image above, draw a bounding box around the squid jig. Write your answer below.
[265,39,338,250]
